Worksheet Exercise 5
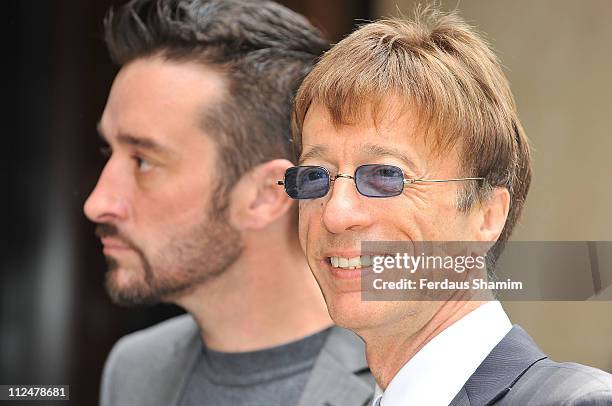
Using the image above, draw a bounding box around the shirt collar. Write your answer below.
[374,301,512,406]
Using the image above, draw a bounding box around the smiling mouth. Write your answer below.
[327,255,373,270]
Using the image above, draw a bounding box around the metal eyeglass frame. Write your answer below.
[276,165,485,198]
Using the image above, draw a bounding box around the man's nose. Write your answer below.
[83,162,129,223]
[321,175,372,234]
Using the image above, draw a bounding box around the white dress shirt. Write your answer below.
[372,301,512,406]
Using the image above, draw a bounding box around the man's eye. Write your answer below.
[135,156,153,172]
[307,171,325,181]
[377,168,399,177]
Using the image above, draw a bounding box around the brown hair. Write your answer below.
[293,7,531,261]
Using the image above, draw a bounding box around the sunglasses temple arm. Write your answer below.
[405,177,485,184]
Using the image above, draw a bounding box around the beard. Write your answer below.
[96,207,244,307]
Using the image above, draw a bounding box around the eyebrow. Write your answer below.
[359,144,419,171]
[298,145,327,165]
[298,143,419,171]
[97,122,172,156]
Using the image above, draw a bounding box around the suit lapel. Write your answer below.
[450,325,547,406]
[449,388,470,406]
[298,327,374,406]
[160,319,201,406]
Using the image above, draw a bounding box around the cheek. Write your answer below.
[393,190,460,239]
[298,201,312,252]
[417,199,467,238]
[148,193,205,222]
[134,188,210,244]
[298,200,324,253]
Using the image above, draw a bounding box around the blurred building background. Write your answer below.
[2,0,610,405]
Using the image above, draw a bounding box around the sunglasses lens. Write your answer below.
[284,166,330,199]
[356,164,404,197]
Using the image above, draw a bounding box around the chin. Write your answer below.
[108,265,141,287]
[326,291,423,337]
[322,290,380,331]
[105,266,156,306]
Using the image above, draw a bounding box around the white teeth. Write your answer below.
[329,255,373,269]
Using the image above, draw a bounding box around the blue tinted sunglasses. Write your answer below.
[277,164,484,199]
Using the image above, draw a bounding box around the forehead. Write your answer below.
[300,102,432,165]
[99,56,226,145]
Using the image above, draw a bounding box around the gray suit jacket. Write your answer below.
[450,325,612,405]
[100,314,374,406]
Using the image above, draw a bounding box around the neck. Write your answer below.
[175,233,332,352]
[360,300,487,389]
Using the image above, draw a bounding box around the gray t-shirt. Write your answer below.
[179,327,331,406]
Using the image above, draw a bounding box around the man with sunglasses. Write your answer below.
[85,1,374,405]
[283,9,612,406]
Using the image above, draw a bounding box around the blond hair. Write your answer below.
[293,7,531,260]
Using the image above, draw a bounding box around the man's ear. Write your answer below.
[476,187,510,241]
[228,159,294,231]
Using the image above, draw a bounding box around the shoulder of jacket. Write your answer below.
[107,313,197,365]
